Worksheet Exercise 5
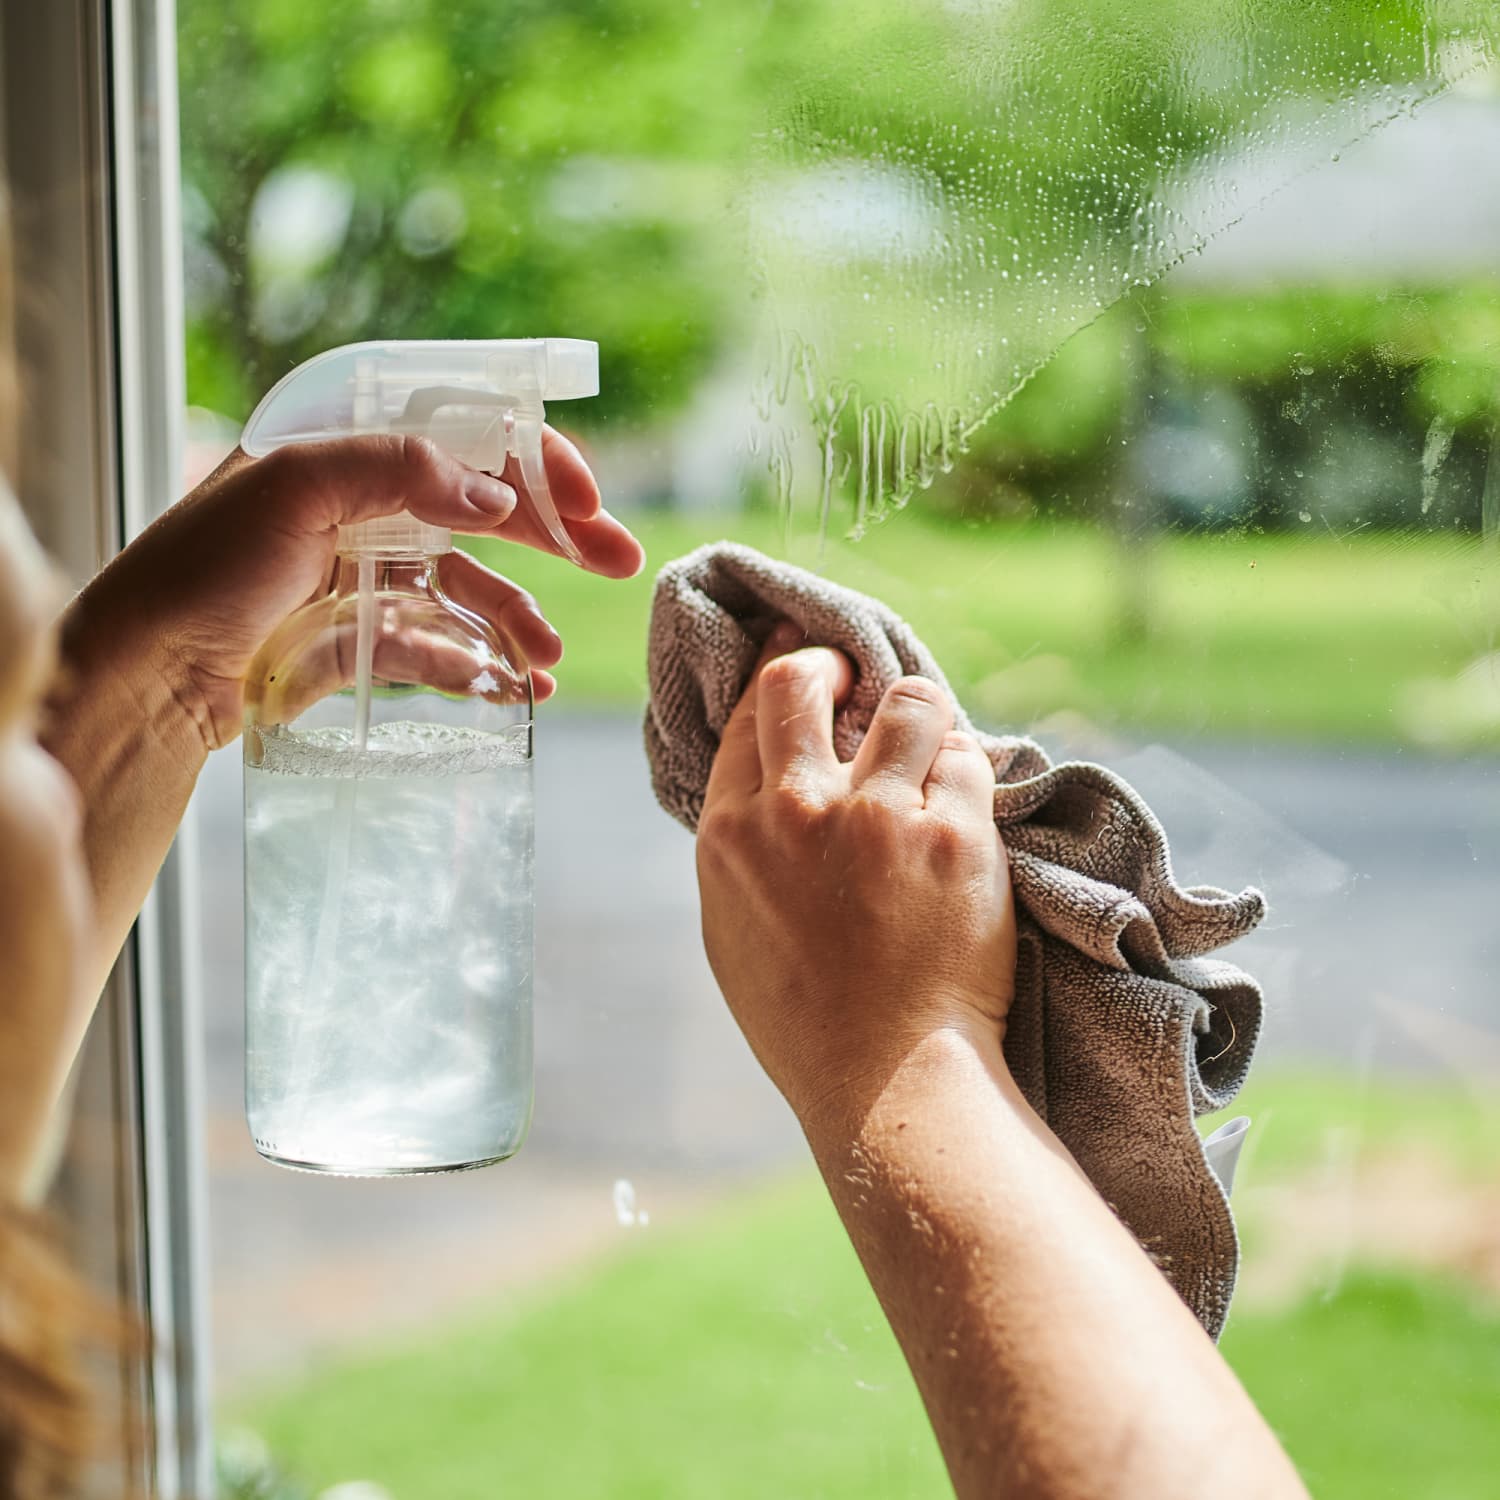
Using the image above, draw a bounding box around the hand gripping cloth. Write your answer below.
[645,542,1265,1339]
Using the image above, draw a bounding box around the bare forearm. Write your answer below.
[803,1025,1307,1500]
[41,582,207,1005]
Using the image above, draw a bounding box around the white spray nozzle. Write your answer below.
[240,339,600,564]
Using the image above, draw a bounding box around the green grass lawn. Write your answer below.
[231,1071,1500,1500]
[1218,1068,1500,1183]
[469,510,1500,748]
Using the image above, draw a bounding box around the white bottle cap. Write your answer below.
[241,339,600,562]
[335,512,452,557]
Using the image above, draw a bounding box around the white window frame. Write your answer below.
[3,2,210,1495]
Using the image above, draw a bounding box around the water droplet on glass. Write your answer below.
[613,1178,649,1228]
[744,6,1486,542]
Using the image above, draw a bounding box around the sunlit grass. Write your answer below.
[1222,1272,1500,1500]
[232,1071,1500,1500]
[234,1176,949,1500]
[1219,1067,1500,1183]
[469,511,1498,746]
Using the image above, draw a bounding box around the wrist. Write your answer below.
[797,1013,1017,1161]
[44,575,210,795]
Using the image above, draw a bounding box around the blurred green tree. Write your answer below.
[178,0,1500,531]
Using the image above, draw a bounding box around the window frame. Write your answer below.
[3,1,210,1495]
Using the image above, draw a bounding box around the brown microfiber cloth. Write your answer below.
[645,542,1265,1340]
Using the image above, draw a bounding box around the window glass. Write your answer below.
[5,7,159,1492]
[180,4,1500,1496]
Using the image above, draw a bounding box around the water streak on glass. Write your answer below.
[748,1,1500,539]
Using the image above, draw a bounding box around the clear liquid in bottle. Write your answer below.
[242,541,534,1175]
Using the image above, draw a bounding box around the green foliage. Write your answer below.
[177,0,761,420]
[177,0,1500,540]
[466,507,1500,744]
[1155,284,1500,436]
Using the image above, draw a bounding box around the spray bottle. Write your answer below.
[238,339,597,1175]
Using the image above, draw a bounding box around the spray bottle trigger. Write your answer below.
[513,415,584,566]
[393,387,584,567]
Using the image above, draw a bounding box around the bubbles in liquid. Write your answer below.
[251,720,530,778]
[245,721,534,1174]
[747,3,1500,541]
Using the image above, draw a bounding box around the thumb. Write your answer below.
[246,435,517,535]
[704,622,853,805]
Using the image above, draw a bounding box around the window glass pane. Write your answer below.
[4,6,157,1492]
[179,5,1500,1496]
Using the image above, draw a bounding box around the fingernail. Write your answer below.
[465,474,517,517]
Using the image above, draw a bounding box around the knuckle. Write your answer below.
[398,432,444,476]
[765,781,822,833]
[938,734,996,789]
[254,443,303,488]
[843,790,902,847]
[500,587,541,619]
[919,817,986,880]
[886,675,948,714]
[758,653,817,698]
[252,446,324,516]
[697,803,751,860]
[924,816,970,861]
[933,801,1003,863]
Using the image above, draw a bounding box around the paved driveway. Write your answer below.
[194,716,1499,1389]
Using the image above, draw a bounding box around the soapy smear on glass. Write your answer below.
[747,1,1500,541]
[613,1178,650,1228]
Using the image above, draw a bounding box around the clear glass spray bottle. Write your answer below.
[237,339,597,1174]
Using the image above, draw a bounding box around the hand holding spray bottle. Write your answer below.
[239,339,597,1175]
